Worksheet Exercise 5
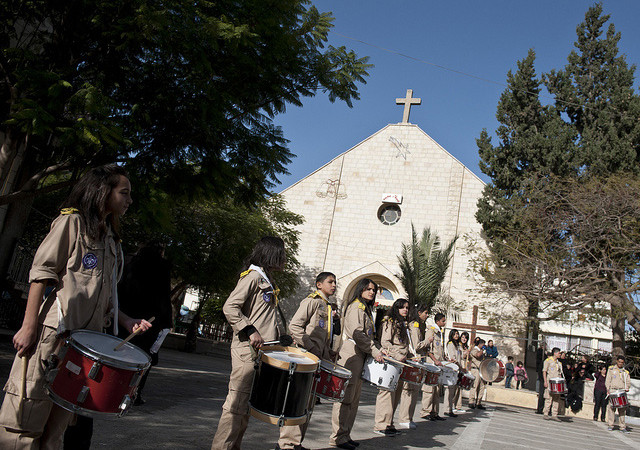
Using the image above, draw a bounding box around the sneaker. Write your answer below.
[453,408,466,413]
[607,426,614,431]
[621,429,630,434]
[388,426,401,435]
[445,412,458,418]
[373,428,397,437]
[397,422,416,430]
[434,415,446,421]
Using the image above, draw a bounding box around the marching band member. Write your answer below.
[469,337,487,409]
[373,299,410,436]
[541,347,563,420]
[211,237,288,450]
[456,332,470,411]
[0,166,151,449]
[420,313,447,421]
[397,304,431,430]
[330,279,384,450]
[277,272,337,450]
[605,355,630,433]
[445,329,462,417]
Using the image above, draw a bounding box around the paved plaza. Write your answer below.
[1,336,639,449]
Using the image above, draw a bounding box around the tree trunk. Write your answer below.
[611,316,625,357]
[0,193,35,280]
[524,297,540,369]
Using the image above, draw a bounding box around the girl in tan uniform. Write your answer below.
[277,272,337,450]
[469,337,487,409]
[456,332,470,411]
[329,278,384,450]
[445,329,461,417]
[0,165,152,449]
[373,299,410,436]
[397,304,431,429]
[211,236,287,450]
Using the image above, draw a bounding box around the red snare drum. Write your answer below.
[401,360,425,385]
[45,330,151,417]
[457,371,475,390]
[548,377,567,394]
[479,358,506,383]
[609,391,629,409]
[315,360,352,402]
[423,363,441,386]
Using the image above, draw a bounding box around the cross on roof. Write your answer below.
[396,89,421,123]
[452,305,496,345]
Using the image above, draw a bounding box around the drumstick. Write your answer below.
[114,317,155,351]
[17,355,28,425]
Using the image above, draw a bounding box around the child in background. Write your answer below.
[505,356,515,388]
[514,361,528,389]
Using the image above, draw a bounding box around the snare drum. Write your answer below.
[423,363,441,386]
[609,390,629,409]
[362,356,403,391]
[315,360,352,402]
[457,371,475,390]
[438,362,459,386]
[400,360,425,385]
[249,346,320,426]
[548,377,567,395]
[45,330,151,417]
[479,358,506,383]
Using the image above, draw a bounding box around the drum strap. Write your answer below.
[406,328,417,357]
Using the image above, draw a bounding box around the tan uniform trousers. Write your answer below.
[420,384,440,416]
[374,380,403,431]
[278,392,316,448]
[607,403,626,428]
[212,346,255,450]
[468,368,486,406]
[0,326,73,450]
[456,385,464,410]
[398,382,420,423]
[330,356,364,446]
[446,385,459,412]
[543,389,561,417]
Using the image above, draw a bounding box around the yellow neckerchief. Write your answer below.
[239,268,280,306]
[310,290,332,340]
[546,356,561,373]
[60,207,79,215]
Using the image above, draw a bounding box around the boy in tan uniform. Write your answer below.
[397,305,431,429]
[420,313,446,420]
[277,272,337,450]
[605,355,631,433]
[469,338,487,409]
[542,347,563,420]
[212,237,287,450]
[330,279,384,450]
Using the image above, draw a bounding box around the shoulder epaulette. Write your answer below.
[545,357,553,362]
[356,300,366,311]
[412,321,420,328]
[60,207,79,215]
[309,291,321,298]
[382,316,391,322]
[609,365,616,369]
[240,269,253,278]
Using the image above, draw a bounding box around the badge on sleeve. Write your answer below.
[319,319,326,329]
[263,291,273,303]
[82,253,98,269]
[367,329,372,336]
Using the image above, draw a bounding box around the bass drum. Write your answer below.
[249,346,320,426]
[479,358,506,383]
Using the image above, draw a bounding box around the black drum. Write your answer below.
[249,345,320,426]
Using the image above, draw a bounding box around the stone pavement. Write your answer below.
[1,336,639,449]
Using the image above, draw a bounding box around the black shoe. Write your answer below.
[435,415,446,421]
[469,404,476,409]
[316,397,322,405]
[535,410,542,414]
[445,412,458,418]
[348,441,360,448]
[429,415,436,421]
[476,404,486,410]
[335,443,356,450]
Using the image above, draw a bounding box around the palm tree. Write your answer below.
[397,224,457,313]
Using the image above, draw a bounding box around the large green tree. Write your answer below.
[0,0,371,277]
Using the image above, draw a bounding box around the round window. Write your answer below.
[378,204,401,226]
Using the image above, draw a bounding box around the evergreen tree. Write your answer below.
[544,2,640,175]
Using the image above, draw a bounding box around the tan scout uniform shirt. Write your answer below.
[543,357,562,379]
[447,341,462,365]
[339,300,381,361]
[426,325,444,364]
[470,345,484,369]
[289,291,333,360]
[605,365,630,392]
[30,212,122,334]
[380,318,409,361]
[223,269,279,348]
[407,320,429,359]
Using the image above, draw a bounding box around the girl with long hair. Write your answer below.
[456,331,471,411]
[0,165,151,448]
[373,299,410,436]
[445,329,462,416]
[329,278,384,450]
[212,236,287,450]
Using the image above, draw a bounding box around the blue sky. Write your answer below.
[274,1,640,190]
